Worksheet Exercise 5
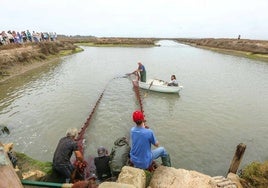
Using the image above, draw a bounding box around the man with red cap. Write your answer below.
[130,110,171,169]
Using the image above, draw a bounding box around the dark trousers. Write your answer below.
[140,71,146,82]
[53,163,74,183]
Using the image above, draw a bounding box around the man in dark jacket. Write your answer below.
[53,128,83,183]
[109,137,131,177]
[94,146,111,182]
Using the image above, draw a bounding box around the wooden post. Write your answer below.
[228,143,246,174]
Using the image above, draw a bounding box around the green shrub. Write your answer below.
[240,161,268,187]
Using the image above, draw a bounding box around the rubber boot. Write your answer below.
[161,154,171,167]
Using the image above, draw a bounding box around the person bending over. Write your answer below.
[53,128,83,183]
[136,62,146,82]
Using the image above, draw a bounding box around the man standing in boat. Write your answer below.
[136,62,146,82]
[130,110,171,170]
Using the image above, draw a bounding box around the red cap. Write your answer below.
[132,110,144,122]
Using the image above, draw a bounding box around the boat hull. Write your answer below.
[137,79,183,94]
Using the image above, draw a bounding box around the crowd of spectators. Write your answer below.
[0,30,57,45]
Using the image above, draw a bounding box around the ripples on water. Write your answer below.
[0,40,268,176]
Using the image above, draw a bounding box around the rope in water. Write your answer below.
[75,76,123,154]
[131,72,148,125]
[75,73,146,151]
[73,76,125,180]
[73,73,147,179]
[73,83,107,180]
[75,89,105,154]
[132,80,144,114]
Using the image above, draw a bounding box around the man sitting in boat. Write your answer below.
[167,75,178,86]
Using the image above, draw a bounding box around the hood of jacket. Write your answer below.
[114,137,128,146]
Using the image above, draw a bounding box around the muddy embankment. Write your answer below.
[175,38,268,62]
[0,41,81,82]
[59,36,156,46]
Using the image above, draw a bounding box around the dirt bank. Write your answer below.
[175,38,268,62]
[59,36,157,46]
[0,41,82,82]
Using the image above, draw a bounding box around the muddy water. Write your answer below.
[0,40,268,176]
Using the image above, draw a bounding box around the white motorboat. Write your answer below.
[133,79,183,94]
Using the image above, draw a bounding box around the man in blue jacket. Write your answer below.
[130,110,171,169]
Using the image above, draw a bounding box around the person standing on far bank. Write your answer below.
[136,62,146,82]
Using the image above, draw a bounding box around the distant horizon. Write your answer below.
[2,29,267,41]
[58,34,267,40]
[56,31,267,40]
[2,28,266,41]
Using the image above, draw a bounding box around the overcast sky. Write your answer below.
[1,0,268,39]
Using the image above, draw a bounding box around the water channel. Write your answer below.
[0,40,268,176]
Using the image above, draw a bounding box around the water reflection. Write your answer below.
[0,60,61,113]
[138,89,181,116]
[156,40,188,48]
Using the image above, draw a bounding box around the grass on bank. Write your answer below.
[16,152,53,174]
[206,47,268,63]
[58,47,83,56]
[240,161,268,188]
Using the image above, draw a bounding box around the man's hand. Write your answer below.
[75,151,83,161]
[144,125,150,129]
[154,141,159,147]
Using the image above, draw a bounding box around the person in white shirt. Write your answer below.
[167,75,178,86]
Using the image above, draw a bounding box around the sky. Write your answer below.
[1,0,268,39]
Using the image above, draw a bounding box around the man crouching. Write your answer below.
[53,128,83,183]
